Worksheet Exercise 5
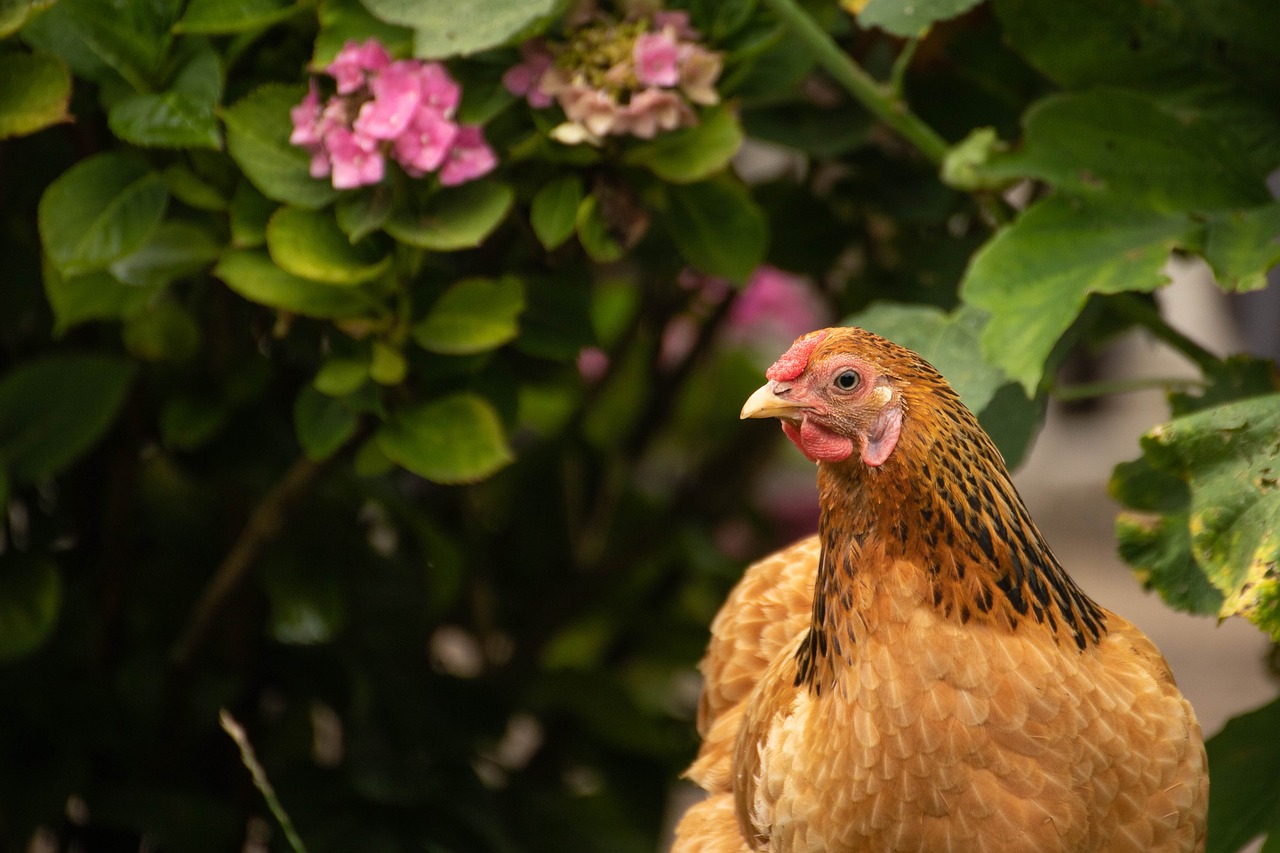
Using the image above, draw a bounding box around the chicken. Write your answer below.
[674,327,1208,853]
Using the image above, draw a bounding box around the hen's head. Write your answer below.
[741,327,950,467]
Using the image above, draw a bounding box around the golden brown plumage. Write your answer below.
[674,327,1207,853]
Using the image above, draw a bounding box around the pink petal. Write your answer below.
[328,39,391,94]
[439,125,497,186]
[354,60,423,139]
[288,81,324,146]
[633,31,680,87]
[391,108,459,175]
[417,62,461,116]
[326,127,385,189]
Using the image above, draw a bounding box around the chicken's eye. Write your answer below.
[834,369,861,391]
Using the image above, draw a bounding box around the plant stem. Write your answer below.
[171,454,333,669]
[220,710,310,853]
[759,0,950,165]
[888,37,919,98]
[1110,293,1221,373]
[1052,376,1205,403]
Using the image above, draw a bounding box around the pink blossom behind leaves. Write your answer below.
[727,266,828,343]
[328,39,391,95]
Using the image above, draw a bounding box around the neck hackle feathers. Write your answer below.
[750,327,1108,692]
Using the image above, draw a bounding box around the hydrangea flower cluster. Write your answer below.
[502,9,722,146]
[291,40,497,190]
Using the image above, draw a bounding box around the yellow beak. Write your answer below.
[740,382,805,420]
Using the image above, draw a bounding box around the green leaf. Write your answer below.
[624,106,744,184]
[513,275,594,361]
[315,0,413,67]
[666,180,767,283]
[1203,202,1280,293]
[314,356,370,396]
[159,393,228,449]
[529,176,582,251]
[223,84,342,209]
[574,194,624,263]
[0,52,71,139]
[961,197,1197,393]
[413,276,524,355]
[108,219,223,288]
[294,384,359,459]
[384,181,513,251]
[0,0,55,37]
[859,0,984,36]
[1115,511,1224,616]
[847,302,1005,414]
[335,187,394,243]
[43,265,156,336]
[971,90,1267,212]
[0,555,61,660]
[162,165,230,211]
[19,0,173,90]
[368,340,406,385]
[229,180,277,248]
[39,152,169,276]
[1117,394,1280,639]
[215,250,382,319]
[357,0,556,58]
[122,301,201,362]
[0,354,134,485]
[1205,697,1280,853]
[995,0,1280,175]
[266,206,391,285]
[176,0,297,33]
[107,42,223,149]
[376,393,514,484]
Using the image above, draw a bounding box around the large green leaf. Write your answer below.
[43,266,157,336]
[624,106,744,184]
[215,250,382,318]
[995,0,1280,174]
[665,180,767,284]
[223,84,342,209]
[529,176,583,251]
[960,197,1196,393]
[175,0,297,33]
[1206,697,1280,853]
[376,393,514,484]
[266,206,391,284]
[107,41,223,149]
[969,90,1267,211]
[0,52,71,140]
[0,555,61,660]
[109,219,223,288]
[859,0,984,36]
[384,181,513,251]
[412,276,525,355]
[0,0,55,37]
[18,0,174,90]
[39,152,169,276]
[0,354,135,485]
[1202,202,1280,293]
[846,302,1005,414]
[356,0,556,58]
[1113,394,1280,640]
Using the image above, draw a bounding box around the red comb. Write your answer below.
[766,330,827,382]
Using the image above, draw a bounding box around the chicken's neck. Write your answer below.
[795,419,1107,693]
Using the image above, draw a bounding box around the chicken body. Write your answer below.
[675,328,1207,853]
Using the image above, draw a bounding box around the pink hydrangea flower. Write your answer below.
[394,108,459,176]
[354,60,424,139]
[502,41,554,109]
[634,31,680,87]
[325,127,385,189]
[439,125,497,186]
[622,87,693,138]
[328,39,391,95]
[652,10,698,39]
[417,62,461,115]
[727,267,827,342]
[290,40,498,189]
